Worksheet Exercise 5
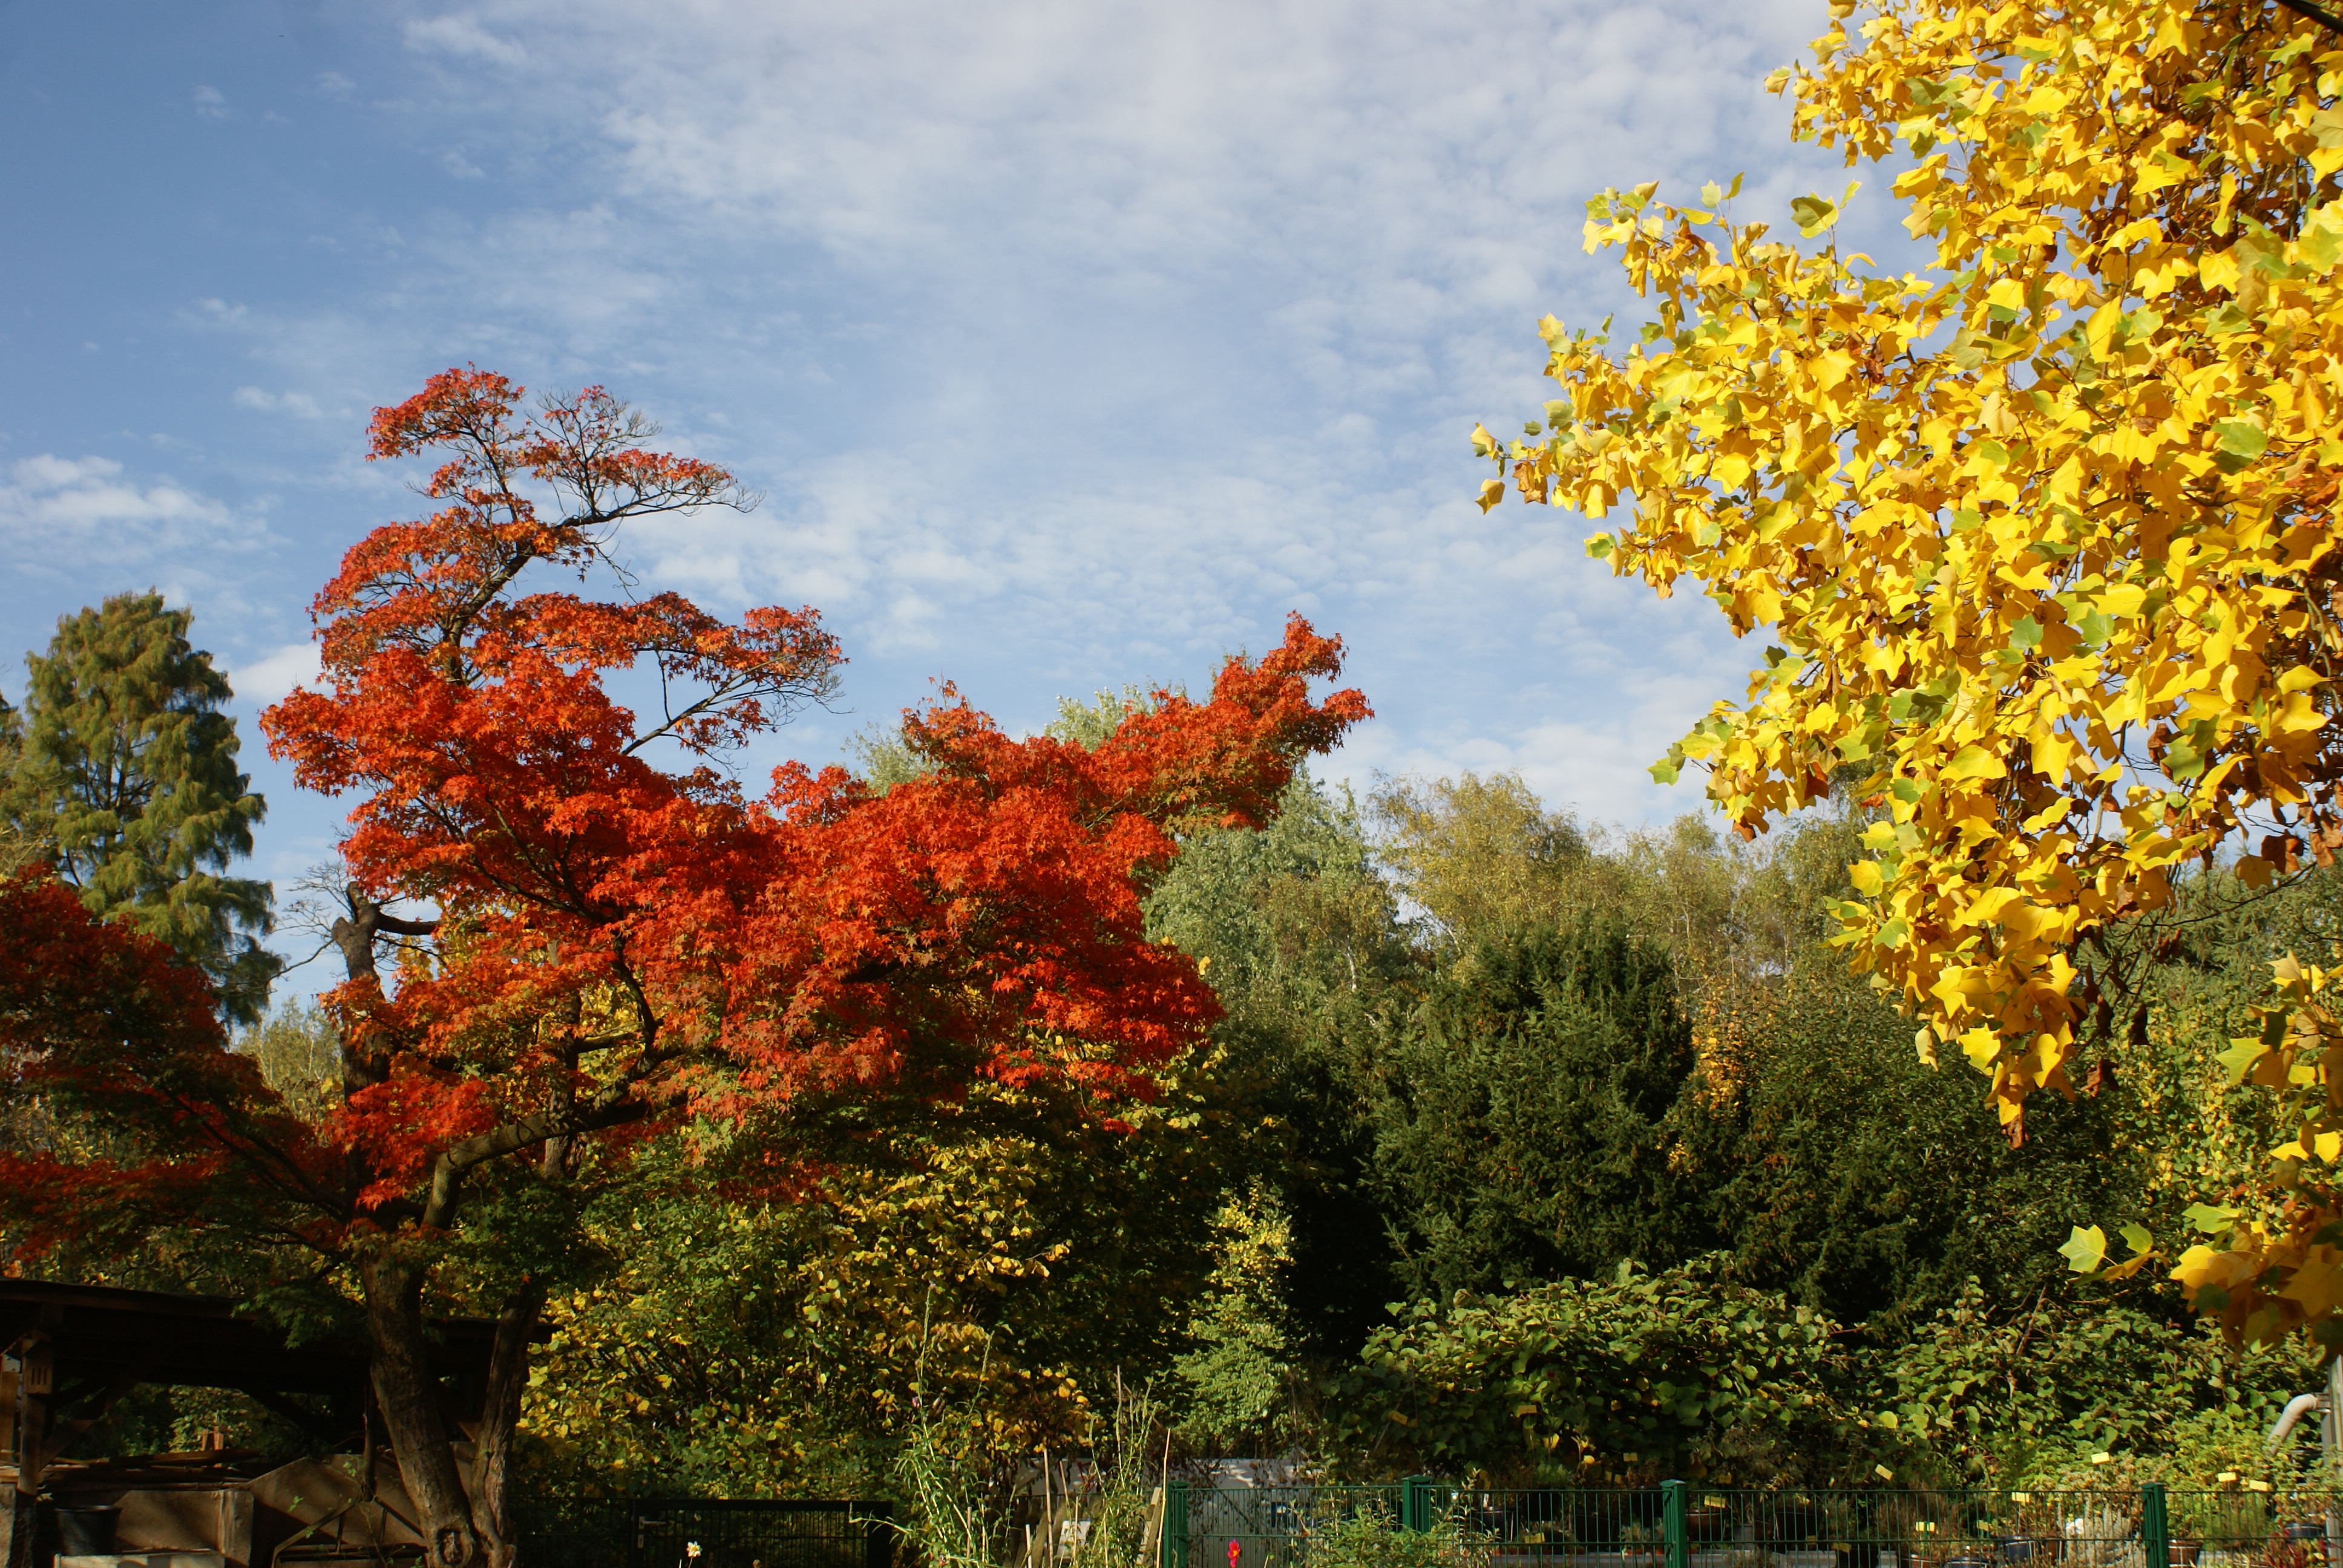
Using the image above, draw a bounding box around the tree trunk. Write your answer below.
[361,1247,483,1568]
[470,1284,541,1568]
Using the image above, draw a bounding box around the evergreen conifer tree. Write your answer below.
[4,592,278,1023]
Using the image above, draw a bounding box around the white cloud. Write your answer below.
[229,641,323,705]
[116,0,1851,829]
[192,84,229,119]
[0,454,330,748]
[232,387,325,419]
[557,0,1821,287]
[2,454,236,531]
[0,456,278,627]
[404,14,528,67]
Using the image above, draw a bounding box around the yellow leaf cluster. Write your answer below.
[1483,0,2343,1138]
[2168,955,2343,1345]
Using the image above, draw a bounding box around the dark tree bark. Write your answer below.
[361,1249,484,1568]
[470,1284,542,1568]
[329,890,436,1096]
[333,886,618,1567]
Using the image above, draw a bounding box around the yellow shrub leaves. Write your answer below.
[2167,956,2343,1345]
[1480,0,2343,1155]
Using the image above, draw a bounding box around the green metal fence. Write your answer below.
[1157,1483,2343,1568]
[625,1498,895,1568]
[511,1496,893,1568]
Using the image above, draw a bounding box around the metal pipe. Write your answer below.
[2270,1391,2325,1451]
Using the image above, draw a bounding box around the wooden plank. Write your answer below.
[0,1280,238,1319]
[13,1335,46,1503]
[0,1488,24,1568]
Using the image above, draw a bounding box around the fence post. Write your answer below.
[2141,1482,2169,1568]
[1663,1480,1688,1568]
[1403,1477,1433,1534]
[1165,1479,1189,1568]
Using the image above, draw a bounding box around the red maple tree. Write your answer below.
[0,368,1368,1567]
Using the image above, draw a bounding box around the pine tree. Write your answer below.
[5,592,279,1024]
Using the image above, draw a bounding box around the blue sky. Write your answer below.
[2,0,1883,983]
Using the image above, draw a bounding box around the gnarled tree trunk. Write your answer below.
[470,1284,542,1568]
[361,1248,485,1568]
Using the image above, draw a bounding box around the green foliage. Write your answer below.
[495,754,2335,1491]
[1684,958,2134,1331]
[1049,685,1172,752]
[2104,865,2343,1235]
[850,720,937,794]
[1172,1181,1299,1450]
[1297,1500,1493,1568]
[1147,772,1408,1021]
[1370,775,1852,988]
[520,1073,1224,1495]
[893,1408,1012,1568]
[236,1000,342,1124]
[4,592,277,1022]
[1327,1256,1872,1485]
[1369,773,1587,944]
[1068,1379,1166,1568]
[65,1383,327,1466]
[1178,767,2310,1487]
[1869,1282,2322,1486]
[1144,771,1415,1362]
[1365,920,1709,1301]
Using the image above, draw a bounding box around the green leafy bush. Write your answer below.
[1299,1500,1492,1568]
[1324,1256,1879,1484]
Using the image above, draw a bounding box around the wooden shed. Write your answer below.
[0,1279,503,1567]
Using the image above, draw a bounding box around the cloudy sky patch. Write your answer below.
[1,0,1890,981]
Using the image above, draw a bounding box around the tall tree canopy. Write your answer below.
[1479,0,2343,1117]
[1365,920,1707,1301]
[0,367,1367,1568]
[2,592,278,1023]
[1476,0,2343,1338]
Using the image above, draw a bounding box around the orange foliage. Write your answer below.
[0,868,331,1260]
[0,368,1367,1267]
[249,366,1367,1227]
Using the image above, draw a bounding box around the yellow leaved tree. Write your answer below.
[1476,0,2343,1344]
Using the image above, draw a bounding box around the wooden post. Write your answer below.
[0,1345,15,1568]
[5,1334,48,1568]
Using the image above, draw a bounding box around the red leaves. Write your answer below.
[249,367,1371,1220]
[317,368,772,687]
[0,868,334,1260]
[709,614,1369,1108]
[0,867,228,1067]
[1091,612,1371,831]
[367,365,528,469]
[331,1065,499,1209]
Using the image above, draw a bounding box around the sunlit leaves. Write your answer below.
[1476,0,2343,1164]
[253,367,1370,1229]
[2160,958,2343,1346]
